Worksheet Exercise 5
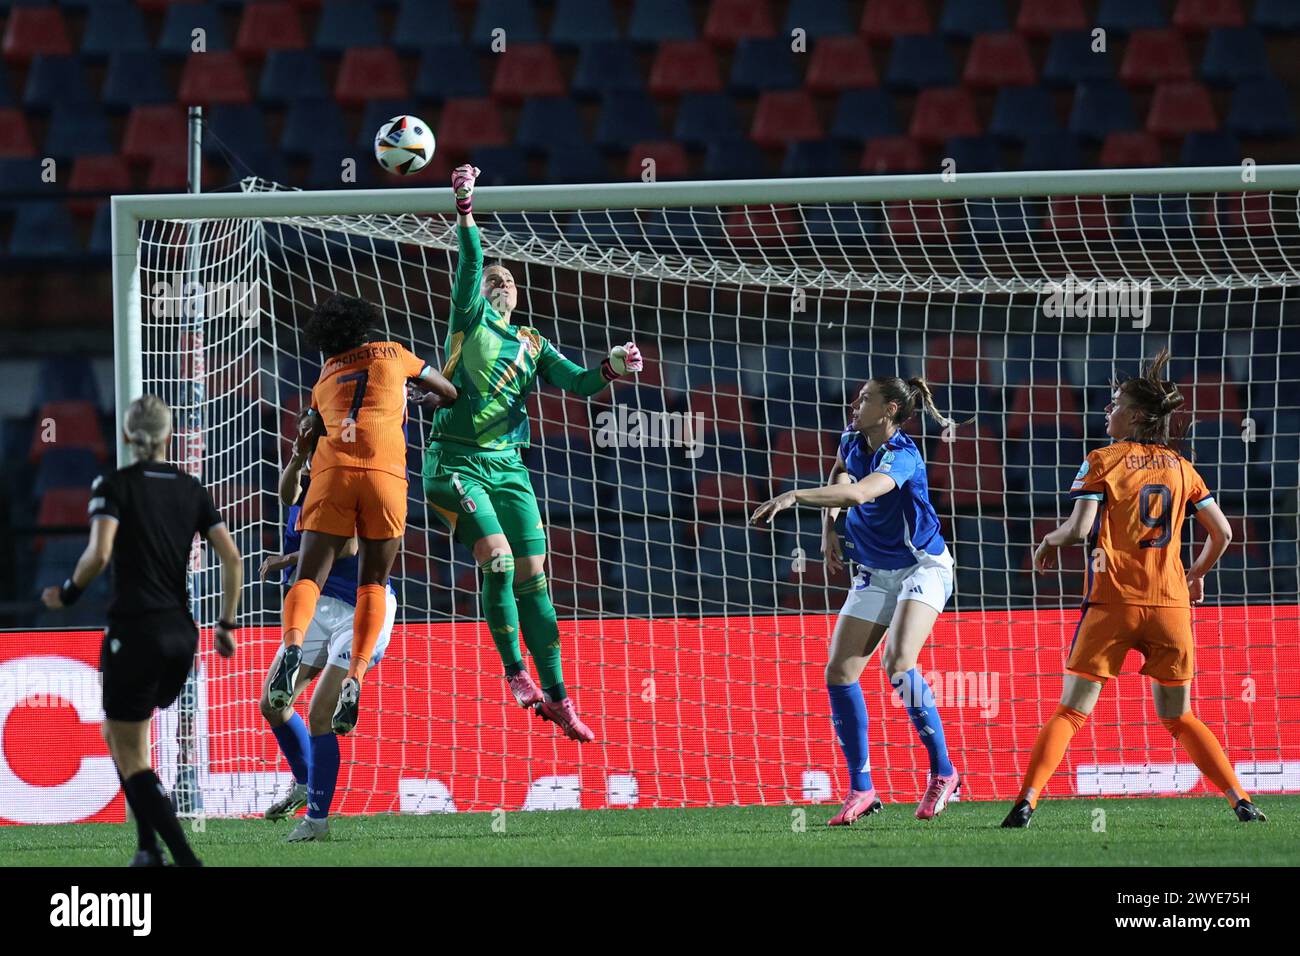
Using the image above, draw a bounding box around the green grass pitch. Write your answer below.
[4,796,1297,866]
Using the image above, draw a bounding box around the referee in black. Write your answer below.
[42,394,243,867]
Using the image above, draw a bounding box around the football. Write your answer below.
[373,115,436,175]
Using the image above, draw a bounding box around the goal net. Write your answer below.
[114,168,1300,816]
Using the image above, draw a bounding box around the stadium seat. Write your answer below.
[909,87,980,145]
[1179,371,1246,425]
[805,36,877,93]
[1180,130,1241,165]
[1016,0,1087,37]
[0,60,12,107]
[769,427,830,491]
[472,145,531,185]
[179,51,251,104]
[37,489,92,542]
[1201,27,1271,85]
[544,143,605,182]
[751,91,822,147]
[1099,130,1162,166]
[830,88,897,142]
[515,96,585,152]
[34,447,101,497]
[627,0,696,45]
[595,90,661,150]
[944,135,1001,172]
[334,48,408,105]
[703,0,776,46]
[968,196,1035,239]
[82,1,149,58]
[989,86,1059,141]
[859,0,932,41]
[951,516,1016,601]
[861,134,925,173]
[626,140,689,180]
[1068,80,1137,139]
[1147,81,1217,137]
[491,44,566,102]
[260,49,327,102]
[549,0,620,48]
[203,105,272,157]
[1045,196,1115,241]
[544,528,602,607]
[574,41,644,98]
[940,1,1008,37]
[315,2,383,55]
[30,401,107,462]
[723,203,801,248]
[1120,29,1192,86]
[1254,0,1300,31]
[159,3,229,58]
[9,202,79,257]
[729,37,799,94]
[1043,31,1113,87]
[102,51,171,110]
[885,34,956,89]
[534,441,598,517]
[963,32,1035,88]
[702,138,767,178]
[122,105,188,162]
[781,140,845,177]
[783,0,853,39]
[696,523,773,610]
[472,0,542,49]
[393,0,461,51]
[23,54,93,110]
[234,1,306,56]
[1172,0,1245,32]
[31,356,99,409]
[1226,78,1296,138]
[1020,131,1082,169]
[44,102,113,157]
[436,96,511,152]
[650,41,722,97]
[279,98,347,159]
[414,44,484,100]
[2,6,72,61]
[306,149,377,188]
[67,154,129,216]
[802,202,880,245]
[1098,0,1167,33]
[674,92,743,145]
[0,156,51,197]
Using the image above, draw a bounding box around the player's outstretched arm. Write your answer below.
[450,165,484,321]
[537,340,645,397]
[1186,500,1232,603]
[413,365,459,406]
[751,471,896,526]
[41,515,117,610]
[1032,498,1099,573]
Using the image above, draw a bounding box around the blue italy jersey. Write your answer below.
[839,428,947,570]
[283,502,368,606]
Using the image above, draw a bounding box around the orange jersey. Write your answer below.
[310,341,429,480]
[1069,440,1214,607]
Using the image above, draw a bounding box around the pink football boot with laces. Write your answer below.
[827,789,883,826]
[535,697,596,743]
[507,671,544,708]
[915,771,960,820]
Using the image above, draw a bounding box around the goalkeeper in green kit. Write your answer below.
[412,164,644,742]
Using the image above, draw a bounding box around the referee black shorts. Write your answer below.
[100,610,199,722]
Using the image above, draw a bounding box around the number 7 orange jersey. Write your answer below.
[310,341,430,480]
[1069,439,1215,608]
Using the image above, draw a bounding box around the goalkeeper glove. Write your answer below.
[452,164,480,216]
[601,342,644,381]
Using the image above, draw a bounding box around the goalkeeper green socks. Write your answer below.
[480,555,522,670]
[515,572,565,697]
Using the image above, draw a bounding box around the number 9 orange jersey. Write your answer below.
[310,341,430,480]
[1068,440,1214,608]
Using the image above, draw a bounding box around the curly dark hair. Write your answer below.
[1113,346,1190,447]
[305,293,381,358]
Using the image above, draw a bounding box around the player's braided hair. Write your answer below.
[872,375,968,432]
[306,293,381,358]
[1113,346,1189,446]
[125,394,172,461]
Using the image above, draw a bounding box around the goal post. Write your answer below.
[110,164,1300,814]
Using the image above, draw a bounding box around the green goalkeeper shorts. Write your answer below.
[421,442,548,556]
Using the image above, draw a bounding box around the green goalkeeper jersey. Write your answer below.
[425,225,608,451]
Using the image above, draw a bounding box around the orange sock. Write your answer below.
[1018,705,1089,808]
[1161,712,1248,806]
[348,584,387,682]
[282,579,321,647]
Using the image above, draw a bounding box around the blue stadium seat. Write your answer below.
[953,516,1016,601]
[33,355,99,408]
[44,102,113,157]
[628,0,696,45]
[1130,194,1192,239]
[0,62,13,107]
[939,0,1008,36]
[473,0,542,49]
[494,209,563,240]
[616,520,691,616]
[9,203,80,258]
[88,202,112,256]
[102,51,170,110]
[944,135,1001,172]
[701,138,767,178]
[545,143,609,182]
[516,97,587,152]
[281,98,348,159]
[315,2,383,54]
[23,55,93,110]
[1227,78,1296,138]
[34,538,111,603]
[885,35,956,90]
[696,524,774,611]
[82,1,149,58]
[0,158,57,202]
[609,447,676,518]
[550,0,620,47]
[783,0,854,39]
[1068,80,1136,139]
[830,89,898,143]
[674,93,744,145]
[34,448,102,497]
[1201,28,1271,86]
[1255,0,1300,32]
[203,105,271,157]
[573,41,643,98]
[260,50,327,103]
[1043,31,1113,87]
[1097,0,1166,33]
[803,203,879,246]
[968,197,1034,240]
[989,86,1059,141]
[594,90,661,150]
[159,3,228,58]
[781,140,845,177]
[414,44,485,100]
[534,440,598,517]
[643,206,723,253]
[1020,132,1082,169]
[1180,130,1240,166]
[393,0,462,51]
[215,148,285,186]
[729,37,799,94]
[471,145,531,185]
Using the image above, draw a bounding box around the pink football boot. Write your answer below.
[535,697,596,743]
[915,771,960,820]
[827,789,883,826]
[507,671,544,708]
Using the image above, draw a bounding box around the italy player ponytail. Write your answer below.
[124,394,173,462]
[871,375,968,432]
[1113,347,1191,448]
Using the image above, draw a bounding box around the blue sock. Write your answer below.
[270,712,311,785]
[307,733,340,820]
[827,683,873,792]
[890,668,954,776]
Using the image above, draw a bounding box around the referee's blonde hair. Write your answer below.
[125,394,173,460]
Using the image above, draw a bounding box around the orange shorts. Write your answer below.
[298,466,407,540]
[1066,603,1194,685]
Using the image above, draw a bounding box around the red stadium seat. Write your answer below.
[860,135,925,173]
[435,97,508,152]
[0,108,36,157]
[928,426,1005,508]
[1024,516,1085,590]
[1016,0,1087,37]
[963,32,1036,88]
[533,391,592,441]
[1044,196,1116,242]
[770,427,829,485]
[860,0,932,42]
[883,200,957,243]
[544,528,602,603]
[2,6,72,62]
[649,41,723,96]
[491,43,566,102]
[334,48,409,106]
[30,401,108,463]
[703,0,776,47]
[909,87,980,145]
[1178,373,1246,425]
[723,205,802,250]
[689,383,760,439]
[1147,81,1218,137]
[925,334,988,385]
[695,474,759,518]
[625,141,689,180]
[805,36,877,93]
[67,155,131,216]
[1172,0,1245,32]
[122,105,188,163]
[1099,130,1163,166]
[235,2,307,57]
[1119,29,1193,86]
[750,90,822,147]
[37,488,91,538]
[1006,382,1084,438]
[178,51,252,105]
